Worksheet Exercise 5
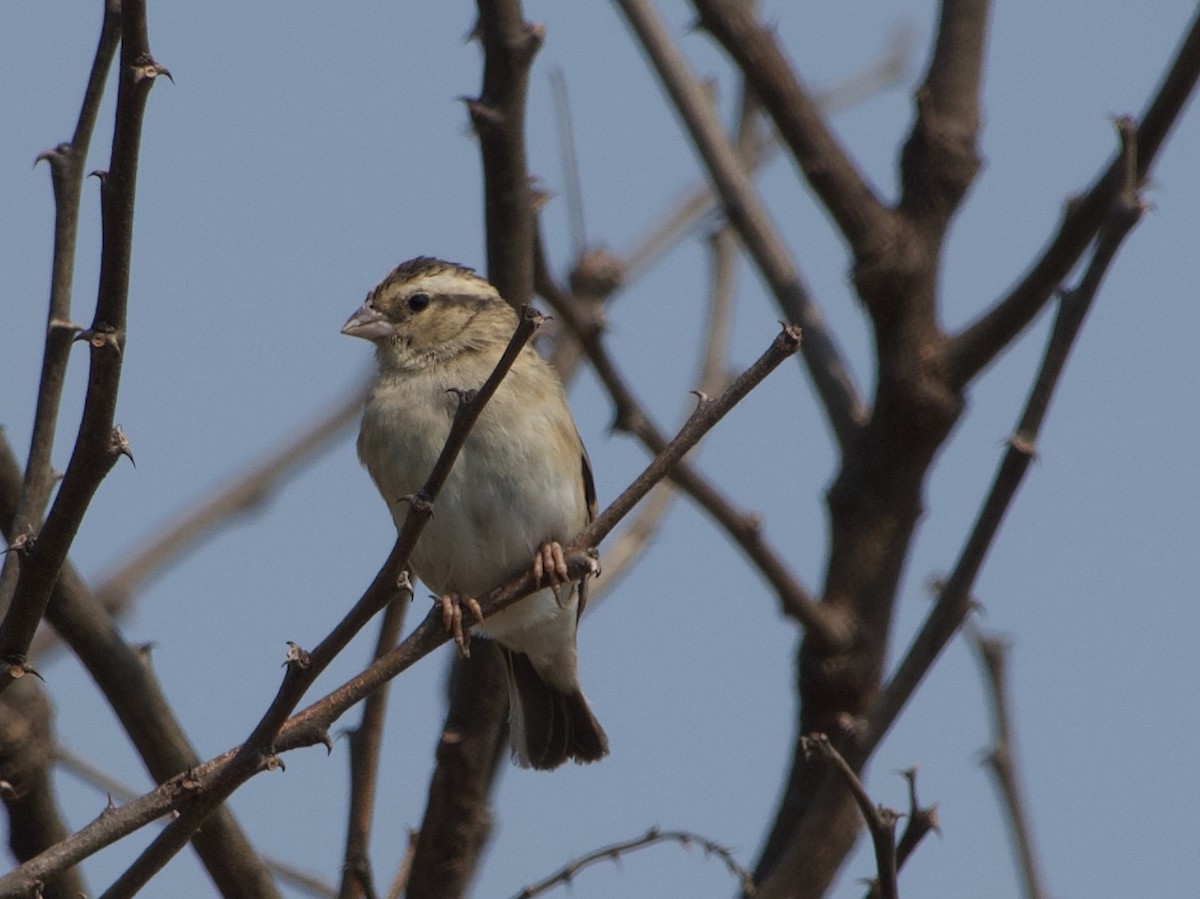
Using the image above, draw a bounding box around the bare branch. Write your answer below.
[536,246,843,642]
[864,117,1147,756]
[470,0,544,306]
[802,734,899,899]
[620,26,913,281]
[54,745,336,899]
[93,309,547,898]
[898,0,988,228]
[693,0,896,257]
[614,0,867,450]
[0,0,121,622]
[337,596,409,899]
[947,8,1200,386]
[968,627,1050,899]
[0,0,168,694]
[509,826,756,899]
[0,321,799,892]
[863,767,939,899]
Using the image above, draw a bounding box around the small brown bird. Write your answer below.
[342,256,608,769]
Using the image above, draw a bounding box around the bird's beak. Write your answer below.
[341,303,395,341]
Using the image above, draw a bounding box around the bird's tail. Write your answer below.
[503,648,609,770]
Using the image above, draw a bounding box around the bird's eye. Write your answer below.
[407,293,431,313]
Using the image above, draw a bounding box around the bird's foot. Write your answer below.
[438,593,484,658]
[533,541,570,607]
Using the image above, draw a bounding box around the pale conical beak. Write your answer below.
[341,303,395,341]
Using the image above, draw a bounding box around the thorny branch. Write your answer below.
[802,734,899,899]
[614,0,868,450]
[0,0,168,693]
[509,827,756,899]
[0,322,799,895]
[91,309,546,899]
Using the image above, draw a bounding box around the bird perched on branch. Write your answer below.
[342,256,608,769]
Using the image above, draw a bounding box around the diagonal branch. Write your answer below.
[863,117,1146,759]
[535,245,845,644]
[0,322,800,895]
[95,309,546,899]
[0,0,121,619]
[946,8,1200,387]
[0,0,168,693]
[692,0,896,259]
[0,436,281,898]
[614,0,867,451]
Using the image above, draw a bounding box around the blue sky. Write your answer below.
[2,2,1198,896]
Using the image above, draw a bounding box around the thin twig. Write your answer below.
[863,767,939,899]
[535,248,844,643]
[802,734,899,899]
[693,0,895,258]
[53,745,337,899]
[30,382,365,660]
[967,626,1049,899]
[0,438,282,898]
[0,0,168,693]
[614,0,867,450]
[337,594,409,899]
[509,826,756,899]
[619,26,913,281]
[577,221,740,600]
[0,0,121,621]
[0,323,798,893]
[95,310,545,899]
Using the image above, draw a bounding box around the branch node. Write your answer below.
[4,532,36,557]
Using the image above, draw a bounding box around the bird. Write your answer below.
[342,256,609,769]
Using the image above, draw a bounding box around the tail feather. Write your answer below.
[504,649,608,770]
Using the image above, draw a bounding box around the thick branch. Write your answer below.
[898,0,988,228]
[470,0,543,306]
[693,0,896,259]
[864,118,1145,758]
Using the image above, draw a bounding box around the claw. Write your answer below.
[533,541,568,588]
[438,594,484,658]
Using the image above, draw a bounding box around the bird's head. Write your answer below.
[342,257,517,370]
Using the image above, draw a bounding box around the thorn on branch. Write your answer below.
[464,98,506,132]
[445,386,478,406]
[131,54,172,84]
[75,324,121,354]
[398,492,434,514]
[1,657,42,682]
[111,425,135,466]
[34,143,73,168]
[4,532,36,557]
[283,641,311,671]
[1007,431,1037,459]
